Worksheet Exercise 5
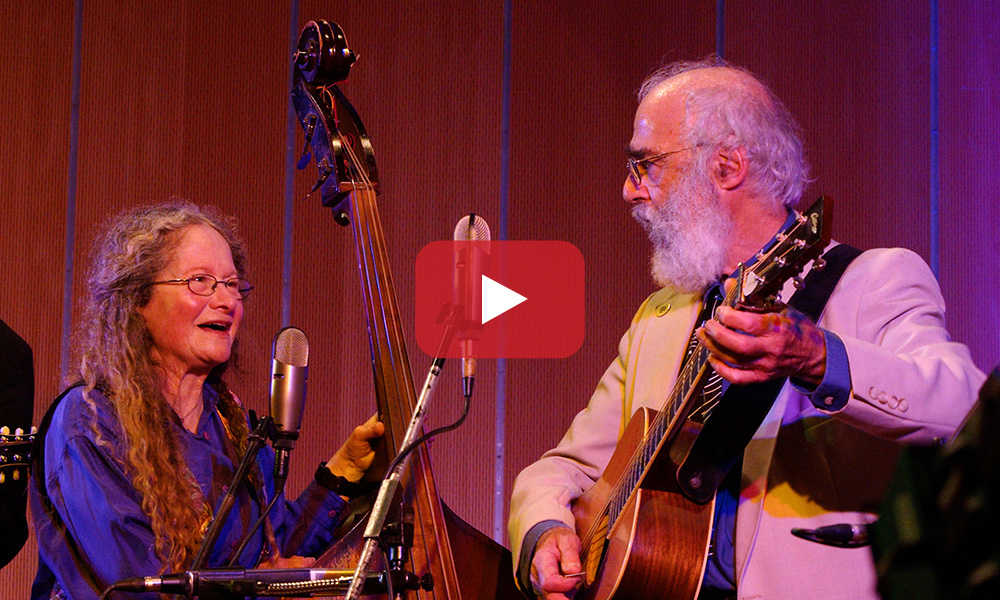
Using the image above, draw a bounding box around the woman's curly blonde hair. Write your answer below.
[73,200,253,573]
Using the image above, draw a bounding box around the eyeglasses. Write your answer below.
[151,274,253,300]
[626,146,696,187]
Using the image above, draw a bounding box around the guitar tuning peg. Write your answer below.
[812,257,827,272]
[793,276,805,290]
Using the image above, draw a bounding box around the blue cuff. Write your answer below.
[516,520,573,595]
[792,329,851,412]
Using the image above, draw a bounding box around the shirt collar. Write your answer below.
[189,383,221,435]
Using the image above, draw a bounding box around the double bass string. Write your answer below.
[335,127,457,599]
[297,24,521,596]
[338,128,414,442]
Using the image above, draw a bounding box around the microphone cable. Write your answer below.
[227,489,282,567]
[385,391,471,477]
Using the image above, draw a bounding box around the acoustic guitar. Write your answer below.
[570,196,830,600]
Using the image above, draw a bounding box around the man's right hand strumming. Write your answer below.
[530,527,584,599]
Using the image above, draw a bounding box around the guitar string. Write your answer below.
[584,210,818,547]
[596,283,736,531]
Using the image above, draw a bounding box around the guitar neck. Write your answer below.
[605,342,714,525]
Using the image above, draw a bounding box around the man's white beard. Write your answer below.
[631,169,734,293]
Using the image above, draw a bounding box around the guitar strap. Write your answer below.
[676,243,863,503]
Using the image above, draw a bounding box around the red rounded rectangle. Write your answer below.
[415,240,585,359]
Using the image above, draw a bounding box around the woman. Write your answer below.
[31,201,383,599]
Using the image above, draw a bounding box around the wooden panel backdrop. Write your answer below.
[2,1,998,596]
[0,0,75,590]
[727,0,933,255]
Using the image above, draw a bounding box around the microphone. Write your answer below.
[270,327,309,490]
[113,567,365,596]
[453,214,491,397]
[790,523,870,547]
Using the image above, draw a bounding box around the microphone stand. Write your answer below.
[343,307,460,600]
[191,416,274,570]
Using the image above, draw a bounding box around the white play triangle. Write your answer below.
[481,274,527,324]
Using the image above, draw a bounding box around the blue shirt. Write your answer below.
[31,384,348,600]
[701,216,853,591]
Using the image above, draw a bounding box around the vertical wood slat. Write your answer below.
[938,0,1000,369]
[727,0,932,258]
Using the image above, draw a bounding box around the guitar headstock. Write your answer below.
[291,20,378,226]
[0,426,36,485]
[732,196,832,309]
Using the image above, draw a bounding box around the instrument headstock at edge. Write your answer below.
[291,20,379,225]
[1,426,36,485]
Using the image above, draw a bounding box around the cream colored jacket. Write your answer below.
[508,247,985,600]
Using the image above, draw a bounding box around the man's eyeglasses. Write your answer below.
[151,274,253,300]
[626,146,696,187]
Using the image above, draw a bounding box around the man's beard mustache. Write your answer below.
[631,168,734,293]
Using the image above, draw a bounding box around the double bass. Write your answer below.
[290,20,526,600]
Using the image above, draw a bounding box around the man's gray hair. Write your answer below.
[639,56,811,211]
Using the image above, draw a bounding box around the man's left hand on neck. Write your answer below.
[696,303,827,386]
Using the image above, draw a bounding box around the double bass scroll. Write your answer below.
[291,20,526,600]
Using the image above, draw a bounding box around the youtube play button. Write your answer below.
[415,240,585,359]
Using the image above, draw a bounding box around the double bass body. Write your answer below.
[291,20,526,600]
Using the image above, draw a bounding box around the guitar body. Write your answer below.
[573,408,713,600]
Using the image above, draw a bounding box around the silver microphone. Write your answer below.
[270,327,309,488]
[453,214,491,397]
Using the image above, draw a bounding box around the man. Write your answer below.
[508,57,986,600]
[1,317,34,569]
